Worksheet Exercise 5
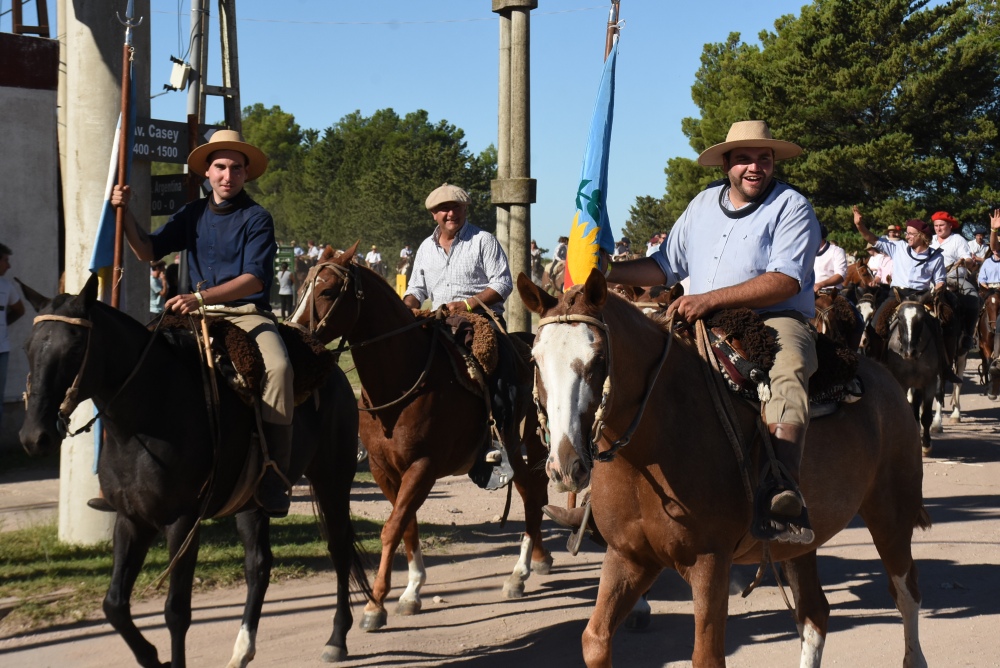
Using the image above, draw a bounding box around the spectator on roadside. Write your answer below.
[276,261,294,319]
[149,261,168,320]
[0,242,26,433]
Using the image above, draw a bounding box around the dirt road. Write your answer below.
[1,383,999,667]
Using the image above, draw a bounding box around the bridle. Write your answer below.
[294,260,364,337]
[27,312,162,438]
[532,311,673,464]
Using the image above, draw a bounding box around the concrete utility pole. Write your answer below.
[491,0,536,333]
[59,0,151,545]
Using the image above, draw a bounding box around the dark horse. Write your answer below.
[291,244,551,632]
[886,293,945,456]
[518,271,929,668]
[19,275,370,667]
[977,288,1000,399]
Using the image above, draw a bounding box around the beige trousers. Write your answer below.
[207,304,294,425]
[761,313,817,428]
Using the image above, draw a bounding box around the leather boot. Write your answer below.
[257,422,293,518]
[86,492,116,513]
[767,423,814,544]
[542,503,607,548]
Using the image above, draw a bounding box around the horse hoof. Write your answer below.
[502,578,526,599]
[624,608,651,631]
[395,598,421,616]
[989,394,997,401]
[922,444,933,457]
[359,609,387,632]
[321,645,347,663]
[531,554,554,576]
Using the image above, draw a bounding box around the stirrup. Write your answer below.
[751,477,814,545]
[484,444,514,491]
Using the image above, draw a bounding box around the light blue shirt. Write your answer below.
[651,180,821,317]
[875,238,945,290]
[979,257,1000,285]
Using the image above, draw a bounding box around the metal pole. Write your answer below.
[219,0,242,131]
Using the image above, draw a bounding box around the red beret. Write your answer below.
[930,211,960,230]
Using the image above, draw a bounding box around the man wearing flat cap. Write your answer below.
[111,129,293,518]
[404,183,516,489]
[599,120,821,544]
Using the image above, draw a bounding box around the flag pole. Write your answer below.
[605,1,620,61]
[111,0,143,308]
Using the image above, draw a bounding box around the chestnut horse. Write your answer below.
[518,270,929,668]
[977,289,1000,399]
[291,244,552,632]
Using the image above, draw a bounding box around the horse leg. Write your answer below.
[919,390,935,456]
[858,486,928,667]
[949,353,967,421]
[582,547,660,668]
[781,553,830,668]
[103,517,165,668]
[504,412,552,599]
[226,510,270,668]
[162,516,203,668]
[361,458,435,631]
[683,553,733,667]
[395,516,426,615]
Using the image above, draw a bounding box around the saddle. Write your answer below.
[152,314,337,406]
[679,308,862,410]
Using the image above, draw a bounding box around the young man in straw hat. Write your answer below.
[595,120,821,544]
[404,182,516,489]
[110,129,294,517]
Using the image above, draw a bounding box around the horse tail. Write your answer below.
[310,482,375,601]
[915,505,932,531]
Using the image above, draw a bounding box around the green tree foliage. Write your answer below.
[653,0,1000,254]
[238,105,496,257]
[622,195,670,250]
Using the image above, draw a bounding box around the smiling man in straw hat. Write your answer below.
[590,120,821,544]
[110,129,294,518]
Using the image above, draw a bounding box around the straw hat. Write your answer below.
[187,129,268,181]
[697,120,803,167]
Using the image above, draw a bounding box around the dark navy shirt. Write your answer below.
[149,192,276,310]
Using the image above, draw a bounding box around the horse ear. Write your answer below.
[583,267,608,310]
[14,278,51,311]
[517,272,557,314]
[892,286,901,303]
[342,241,360,264]
[82,272,99,307]
[668,282,685,301]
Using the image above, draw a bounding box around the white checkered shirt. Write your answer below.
[405,221,513,315]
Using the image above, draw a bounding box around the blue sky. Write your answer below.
[142,0,823,250]
[6,1,816,249]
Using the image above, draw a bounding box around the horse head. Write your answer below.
[892,293,935,361]
[519,269,612,492]
[291,240,362,341]
[20,274,101,457]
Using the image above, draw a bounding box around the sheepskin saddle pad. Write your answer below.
[151,314,337,406]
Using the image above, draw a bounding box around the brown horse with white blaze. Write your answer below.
[291,244,552,632]
[518,270,929,668]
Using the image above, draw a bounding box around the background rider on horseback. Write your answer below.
[853,211,962,384]
[600,120,821,544]
[403,183,517,488]
[930,211,979,356]
[111,130,294,517]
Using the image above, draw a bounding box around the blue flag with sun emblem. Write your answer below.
[564,37,618,289]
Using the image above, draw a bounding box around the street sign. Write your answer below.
[150,174,188,217]
[133,118,224,164]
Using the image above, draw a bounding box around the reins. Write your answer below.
[29,312,165,438]
[534,310,673,463]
